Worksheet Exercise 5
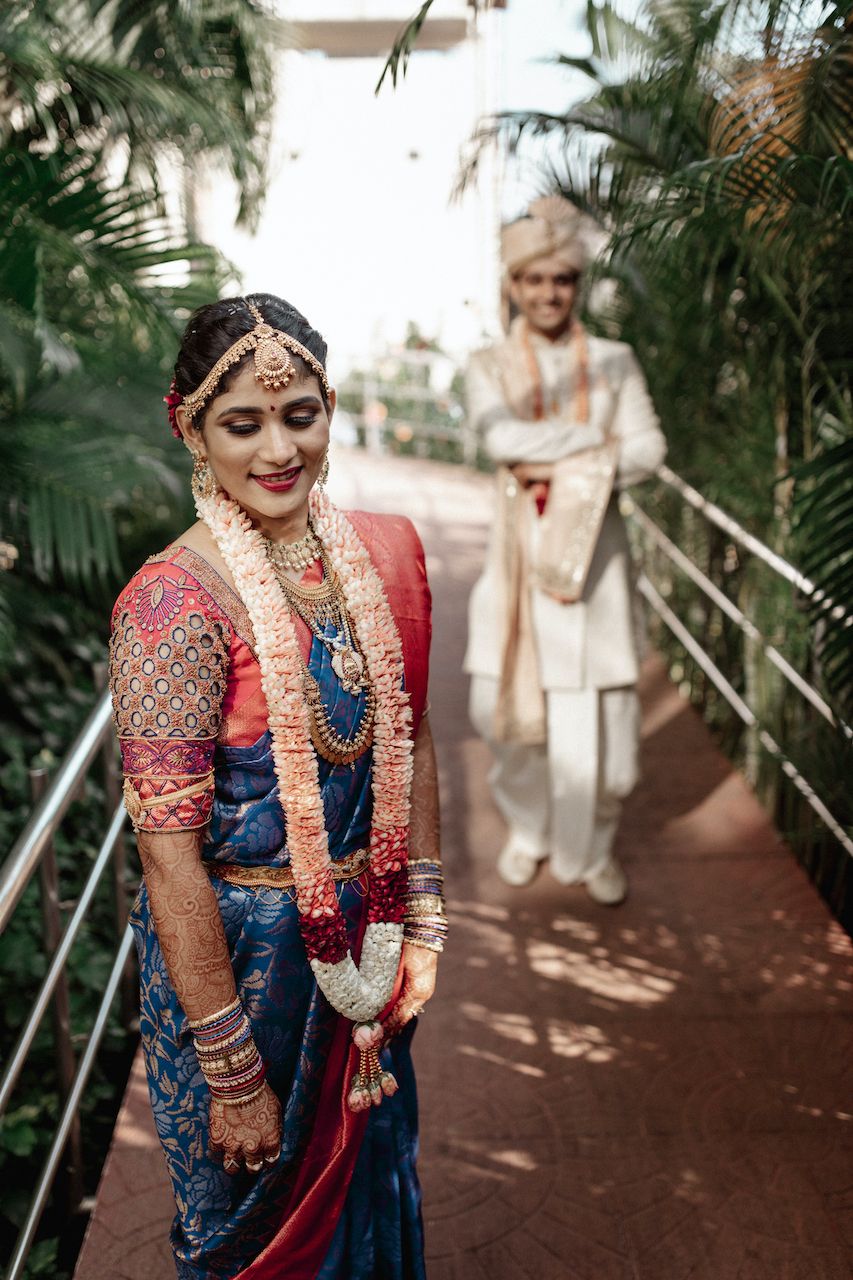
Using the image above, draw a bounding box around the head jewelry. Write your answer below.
[180,301,331,421]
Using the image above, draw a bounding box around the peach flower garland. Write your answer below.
[193,479,413,1105]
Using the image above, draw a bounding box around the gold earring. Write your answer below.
[317,452,329,492]
[190,453,218,505]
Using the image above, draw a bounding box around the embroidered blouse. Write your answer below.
[109,548,241,832]
[110,515,432,840]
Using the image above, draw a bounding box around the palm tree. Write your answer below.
[0,6,286,1262]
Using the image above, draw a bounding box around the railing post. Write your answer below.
[30,767,84,1217]
[92,661,137,1032]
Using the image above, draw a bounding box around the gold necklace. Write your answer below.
[270,550,368,694]
[263,523,322,574]
[300,658,375,767]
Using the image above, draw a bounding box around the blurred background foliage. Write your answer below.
[337,323,468,464]
[0,0,285,1272]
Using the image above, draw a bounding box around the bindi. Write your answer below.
[269,404,278,412]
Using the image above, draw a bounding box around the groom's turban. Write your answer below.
[501,196,587,276]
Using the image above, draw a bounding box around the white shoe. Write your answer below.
[584,858,628,906]
[497,840,541,887]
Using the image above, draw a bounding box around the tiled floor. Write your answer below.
[75,449,853,1279]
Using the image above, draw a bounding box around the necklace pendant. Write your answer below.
[332,647,366,692]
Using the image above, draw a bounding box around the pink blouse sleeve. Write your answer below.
[108,558,231,832]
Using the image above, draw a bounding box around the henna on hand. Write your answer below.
[388,716,443,1042]
[208,1082,282,1175]
[409,717,440,859]
[383,943,438,1041]
[137,829,237,1018]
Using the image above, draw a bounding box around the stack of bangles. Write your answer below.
[189,998,266,1105]
[403,858,448,953]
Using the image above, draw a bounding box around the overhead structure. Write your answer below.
[287,1,478,58]
[293,19,468,57]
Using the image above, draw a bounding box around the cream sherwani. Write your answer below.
[465,329,666,882]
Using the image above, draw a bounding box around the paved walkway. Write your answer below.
[76,450,853,1280]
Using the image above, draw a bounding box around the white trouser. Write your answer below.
[469,677,640,883]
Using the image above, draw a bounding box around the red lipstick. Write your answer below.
[252,466,302,493]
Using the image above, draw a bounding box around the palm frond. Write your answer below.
[0,0,283,225]
[0,147,225,355]
[376,1,436,93]
[0,401,186,587]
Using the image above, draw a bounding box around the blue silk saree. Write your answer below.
[111,514,431,1280]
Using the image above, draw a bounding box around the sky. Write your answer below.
[197,0,589,378]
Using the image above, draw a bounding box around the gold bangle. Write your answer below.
[188,998,242,1033]
[215,1083,267,1107]
[404,935,445,955]
[194,1024,252,1052]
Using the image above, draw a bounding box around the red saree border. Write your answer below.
[234,913,405,1280]
[347,510,432,737]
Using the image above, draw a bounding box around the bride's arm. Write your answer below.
[110,562,280,1171]
[136,828,235,1013]
[137,828,282,1172]
[383,715,444,1038]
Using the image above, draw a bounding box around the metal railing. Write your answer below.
[622,466,852,862]
[0,678,134,1280]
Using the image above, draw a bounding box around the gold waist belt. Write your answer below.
[205,846,370,891]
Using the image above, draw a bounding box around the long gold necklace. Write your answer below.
[266,549,374,766]
[301,662,375,767]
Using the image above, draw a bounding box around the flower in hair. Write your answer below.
[164,379,183,438]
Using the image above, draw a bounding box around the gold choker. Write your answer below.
[264,525,321,573]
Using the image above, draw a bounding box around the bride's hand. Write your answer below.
[383,943,438,1040]
[208,1080,282,1175]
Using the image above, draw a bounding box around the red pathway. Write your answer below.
[76,449,853,1280]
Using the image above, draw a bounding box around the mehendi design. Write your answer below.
[208,1085,283,1172]
[137,829,237,1015]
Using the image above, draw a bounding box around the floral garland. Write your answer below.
[193,479,413,1106]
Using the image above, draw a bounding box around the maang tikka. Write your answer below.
[181,301,331,421]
